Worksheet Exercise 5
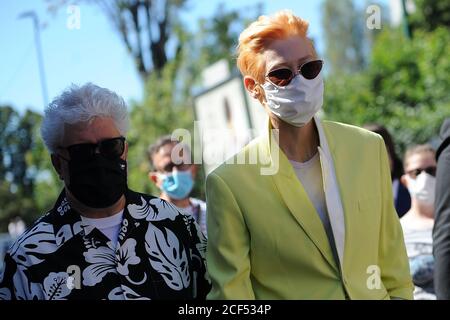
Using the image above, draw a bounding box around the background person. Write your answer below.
[364,123,411,217]
[400,144,437,300]
[148,135,207,236]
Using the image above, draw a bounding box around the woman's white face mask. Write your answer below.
[261,73,324,127]
[405,172,436,205]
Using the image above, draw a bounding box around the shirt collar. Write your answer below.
[51,189,139,247]
[262,115,335,177]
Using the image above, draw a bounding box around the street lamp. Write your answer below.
[18,11,49,107]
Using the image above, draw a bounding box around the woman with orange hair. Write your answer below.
[205,10,413,299]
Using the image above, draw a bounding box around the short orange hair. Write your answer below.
[237,10,312,84]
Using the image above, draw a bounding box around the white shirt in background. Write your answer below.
[400,217,436,300]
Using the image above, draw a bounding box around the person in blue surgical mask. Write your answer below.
[148,135,207,236]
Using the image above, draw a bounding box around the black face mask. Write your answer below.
[66,155,128,208]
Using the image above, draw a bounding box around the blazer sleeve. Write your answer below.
[205,172,255,299]
[433,144,450,299]
[377,136,414,300]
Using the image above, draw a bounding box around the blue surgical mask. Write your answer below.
[159,169,194,200]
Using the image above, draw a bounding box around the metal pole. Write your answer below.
[401,0,412,39]
[19,11,49,107]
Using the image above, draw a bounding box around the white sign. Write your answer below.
[194,76,268,175]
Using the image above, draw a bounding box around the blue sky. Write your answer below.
[0,0,389,114]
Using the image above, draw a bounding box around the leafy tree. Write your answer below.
[0,106,60,231]
[126,3,262,198]
[409,0,450,33]
[321,0,367,74]
[323,26,450,155]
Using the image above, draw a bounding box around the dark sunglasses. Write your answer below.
[160,162,191,174]
[406,166,436,179]
[266,59,324,87]
[58,136,126,162]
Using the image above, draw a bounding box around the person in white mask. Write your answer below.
[400,144,437,299]
[205,10,413,300]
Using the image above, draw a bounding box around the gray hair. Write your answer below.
[41,83,129,153]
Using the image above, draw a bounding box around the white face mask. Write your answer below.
[405,172,436,205]
[261,73,324,127]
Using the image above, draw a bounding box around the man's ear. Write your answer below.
[122,142,129,160]
[148,172,158,185]
[51,154,63,180]
[190,164,198,178]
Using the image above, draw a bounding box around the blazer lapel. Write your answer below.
[320,122,356,275]
[316,118,346,271]
[261,122,339,272]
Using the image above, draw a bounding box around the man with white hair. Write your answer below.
[0,83,210,300]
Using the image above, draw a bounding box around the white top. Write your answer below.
[400,219,433,257]
[400,217,436,300]
[290,153,339,265]
[81,210,124,248]
[290,153,328,227]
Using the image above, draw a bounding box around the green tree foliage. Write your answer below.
[194,3,264,72]
[409,0,450,33]
[126,3,261,198]
[323,26,450,154]
[0,106,61,231]
[321,0,367,74]
[126,60,193,196]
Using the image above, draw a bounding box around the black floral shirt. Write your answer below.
[0,189,211,300]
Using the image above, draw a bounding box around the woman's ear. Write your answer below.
[150,172,163,191]
[244,76,258,98]
[244,76,265,104]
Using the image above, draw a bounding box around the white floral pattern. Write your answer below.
[43,272,72,300]
[116,238,140,276]
[0,287,11,300]
[9,222,58,268]
[145,222,190,290]
[128,197,178,221]
[82,245,117,286]
[108,286,151,300]
[55,221,82,246]
[13,268,44,300]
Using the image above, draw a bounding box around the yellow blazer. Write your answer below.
[205,118,413,300]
